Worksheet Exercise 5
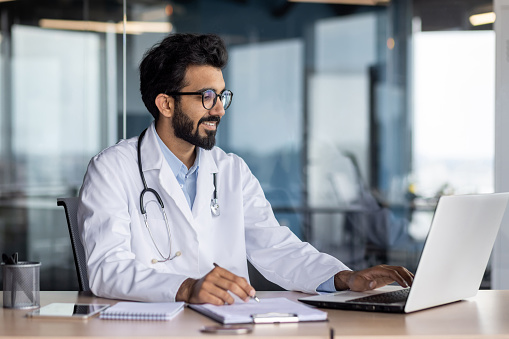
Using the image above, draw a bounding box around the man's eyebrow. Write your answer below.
[195,87,211,92]
[194,87,226,93]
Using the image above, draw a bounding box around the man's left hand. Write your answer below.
[334,265,414,291]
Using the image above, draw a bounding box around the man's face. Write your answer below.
[171,65,226,150]
[172,100,219,150]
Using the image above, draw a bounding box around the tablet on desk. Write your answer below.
[27,303,111,320]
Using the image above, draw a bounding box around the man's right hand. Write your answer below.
[176,265,256,305]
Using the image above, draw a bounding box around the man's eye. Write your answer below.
[203,90,215,101]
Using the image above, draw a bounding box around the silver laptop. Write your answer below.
[299,193,509,313]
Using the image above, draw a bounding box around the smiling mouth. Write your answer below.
[201,121,217,129]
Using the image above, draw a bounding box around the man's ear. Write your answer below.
[155,94,173,118]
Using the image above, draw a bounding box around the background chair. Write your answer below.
[57,197,90,292]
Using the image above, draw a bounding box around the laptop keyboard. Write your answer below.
[346,288,410,304]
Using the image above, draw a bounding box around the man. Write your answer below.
[78,33,413,305]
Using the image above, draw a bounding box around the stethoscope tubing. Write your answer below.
[137,128,220,262]
[138,129,166,213]
[138,128,175,262]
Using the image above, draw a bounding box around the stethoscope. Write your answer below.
[137,128,220,264]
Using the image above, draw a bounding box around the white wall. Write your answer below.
[228,39,304,155]
[493,0,509,289]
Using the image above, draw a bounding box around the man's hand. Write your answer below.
[176,265,256,305]
[334,265,414,291]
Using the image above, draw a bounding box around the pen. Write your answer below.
[3,253,17,307]
[213,263,260,303]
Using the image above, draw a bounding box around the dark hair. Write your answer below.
[139,33,228,121]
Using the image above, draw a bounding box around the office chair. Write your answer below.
[57,197,90,292]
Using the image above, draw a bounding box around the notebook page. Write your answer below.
[189,297,327,324]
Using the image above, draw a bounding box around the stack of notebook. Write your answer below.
[100,302,185,321]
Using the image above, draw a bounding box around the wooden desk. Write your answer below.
[1,290,508,338]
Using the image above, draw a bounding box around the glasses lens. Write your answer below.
[221,90,233,110]
[202,90,216,110]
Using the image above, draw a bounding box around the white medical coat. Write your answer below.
[78,122,349,302]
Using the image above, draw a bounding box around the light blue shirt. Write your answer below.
[155,133,199,209]
[317,276,336,292]
[155,132,335,292]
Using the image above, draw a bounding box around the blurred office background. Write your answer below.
[0,0,498,290]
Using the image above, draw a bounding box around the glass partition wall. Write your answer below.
[0,1,124,290]
[0,0,495,291]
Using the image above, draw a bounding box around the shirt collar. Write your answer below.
[155,131,201,177]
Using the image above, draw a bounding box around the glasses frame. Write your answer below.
[166,89,233,110]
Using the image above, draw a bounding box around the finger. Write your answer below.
[202,280,236,305]
[212,273,254,302]
[349,274,380,291]
[395,266,414,286]
[374,266,406,288]
[211,266,255,301]
[188,269,236,305]
[382,266,414,288]
[348,266,404,291]
[190,279,235,305]
[228,276,256,302]
[346,270,375,291]
[366,276,395,290]
[189,291,227,306]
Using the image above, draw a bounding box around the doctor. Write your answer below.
[78,33,413,305]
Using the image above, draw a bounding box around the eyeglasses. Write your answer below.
[167,89,233,110]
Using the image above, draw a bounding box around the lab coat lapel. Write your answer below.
[192,148,218,220]
[141,123,195,225]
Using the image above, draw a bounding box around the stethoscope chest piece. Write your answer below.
[210,198,220,216]
[210,172,220,216]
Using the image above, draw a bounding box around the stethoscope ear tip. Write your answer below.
[151,251,182,264]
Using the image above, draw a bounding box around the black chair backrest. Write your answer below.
[57,197,90,292]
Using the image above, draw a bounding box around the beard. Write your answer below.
[172,102,220,150]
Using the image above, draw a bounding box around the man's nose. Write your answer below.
[210,99,226,117]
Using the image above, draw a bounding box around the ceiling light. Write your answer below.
[39,19,172,35]
[469,12,496,26]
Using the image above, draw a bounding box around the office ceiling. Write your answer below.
[413,0,493,30]
[0,0,494,31]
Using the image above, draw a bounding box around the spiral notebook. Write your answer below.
[100,301,185,321]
